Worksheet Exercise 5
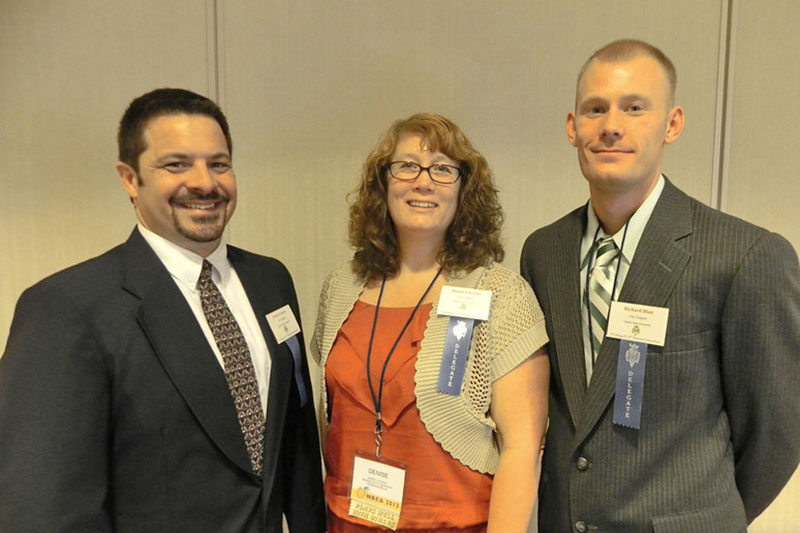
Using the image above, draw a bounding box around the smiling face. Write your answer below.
[567,54,683,202]
[386,133,461,247]
[117,113,236,256]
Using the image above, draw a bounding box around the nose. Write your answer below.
[600,108,624,143]
[185,161,216,192]
[413,167,435,190]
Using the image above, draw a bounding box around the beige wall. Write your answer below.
[1,0,797,529]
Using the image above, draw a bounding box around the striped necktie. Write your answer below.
[588,236,619,365]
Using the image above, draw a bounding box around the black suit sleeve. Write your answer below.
[278,274,326,532]
[0,281,112,531]
[720,232,800,522]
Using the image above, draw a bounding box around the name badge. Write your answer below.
[349,452,406,530]
[265,304,301,344]
[437,286,492,321]
[606,302,667,430]
[606,302,669,347]
[265,305,308,407]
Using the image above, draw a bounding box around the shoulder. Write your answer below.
[661,179,769,242]
[688,196,765,238]
[481,263,534,295]
[311,261,363,361]
[226,245,305,303]
[668,185,793,260]
[5,243,132,364]
[523,204,585,251]
[18,242,129,309]
[479,263,542,318]
[315,261,364,320]
[320,261,363,294]
[227,245,290,275]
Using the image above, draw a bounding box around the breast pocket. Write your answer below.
[644,329,721,423]
[663,328,717,354]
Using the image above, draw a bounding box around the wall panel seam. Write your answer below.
[713,0,737,212]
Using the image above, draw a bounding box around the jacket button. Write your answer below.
[576,456,590,471]
[574,521,587,532]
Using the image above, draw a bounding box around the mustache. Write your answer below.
[170,191,229,204]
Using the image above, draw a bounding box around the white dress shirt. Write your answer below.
[138,224,271,413]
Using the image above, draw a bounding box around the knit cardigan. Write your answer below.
[310,261,548,474]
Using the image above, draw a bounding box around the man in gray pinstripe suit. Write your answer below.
[521,39,800,532]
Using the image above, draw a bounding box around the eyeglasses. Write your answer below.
[388,161,461,184]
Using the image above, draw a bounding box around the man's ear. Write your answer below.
[566,111,578,147]
[664,106,685,145]
[116,161,138,203]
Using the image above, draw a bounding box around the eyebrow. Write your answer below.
[393,153,456,164]
[154,152,231,162]
[579,93,652,107]
[620,93,652,103]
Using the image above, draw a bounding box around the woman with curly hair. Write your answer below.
[311,113,549,532]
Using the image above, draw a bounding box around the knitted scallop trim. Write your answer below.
[413,267,498,473]
[311,262,548,475]
[310,262,363,425]
[414,264,549,475]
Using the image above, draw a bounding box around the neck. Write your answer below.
[396,233,444,276]
[590,175,659,235]
[360,235,444,307]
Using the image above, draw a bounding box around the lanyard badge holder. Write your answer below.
[347,269,441,530]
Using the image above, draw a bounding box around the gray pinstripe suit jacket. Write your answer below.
[521,179,800,532]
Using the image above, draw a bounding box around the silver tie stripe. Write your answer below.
[588,236,619,364]
[197,260,265,475]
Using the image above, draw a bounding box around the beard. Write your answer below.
[170,191,231,243]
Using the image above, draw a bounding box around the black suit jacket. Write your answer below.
[521,179,800,532]
[0,229,325,532]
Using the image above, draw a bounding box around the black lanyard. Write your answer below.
[585,221,629,362]
[366,268,442,456]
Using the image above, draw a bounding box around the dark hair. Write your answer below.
[577,39,677,106]
[348,113,504,280]
[117,88,232,172]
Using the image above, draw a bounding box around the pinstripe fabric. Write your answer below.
[520,178,800,532]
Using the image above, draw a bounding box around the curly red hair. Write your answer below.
[348,113,504,280]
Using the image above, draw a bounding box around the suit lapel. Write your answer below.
[573,180,693,448]
[546,207,588,428]
[120,230,254,476]
[228,250,295,492]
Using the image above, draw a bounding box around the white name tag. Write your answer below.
[606,302,669,347]
[265,304,301,344]
[437,286,492,321]
[348,454,406,530]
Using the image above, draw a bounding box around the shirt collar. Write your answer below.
[582,174,665,266]
[137,224,230,290]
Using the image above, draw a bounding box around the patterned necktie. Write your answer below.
[197,260,265,475]
[588,236,619,364]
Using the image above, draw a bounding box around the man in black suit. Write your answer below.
[521,40,800,532]
[0,88,325,532]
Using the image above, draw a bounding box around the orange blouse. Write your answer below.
[324,300,492,532]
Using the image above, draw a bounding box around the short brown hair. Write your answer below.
[348,113,504,280]
[577,39,677,106]
[118,88,232,173]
